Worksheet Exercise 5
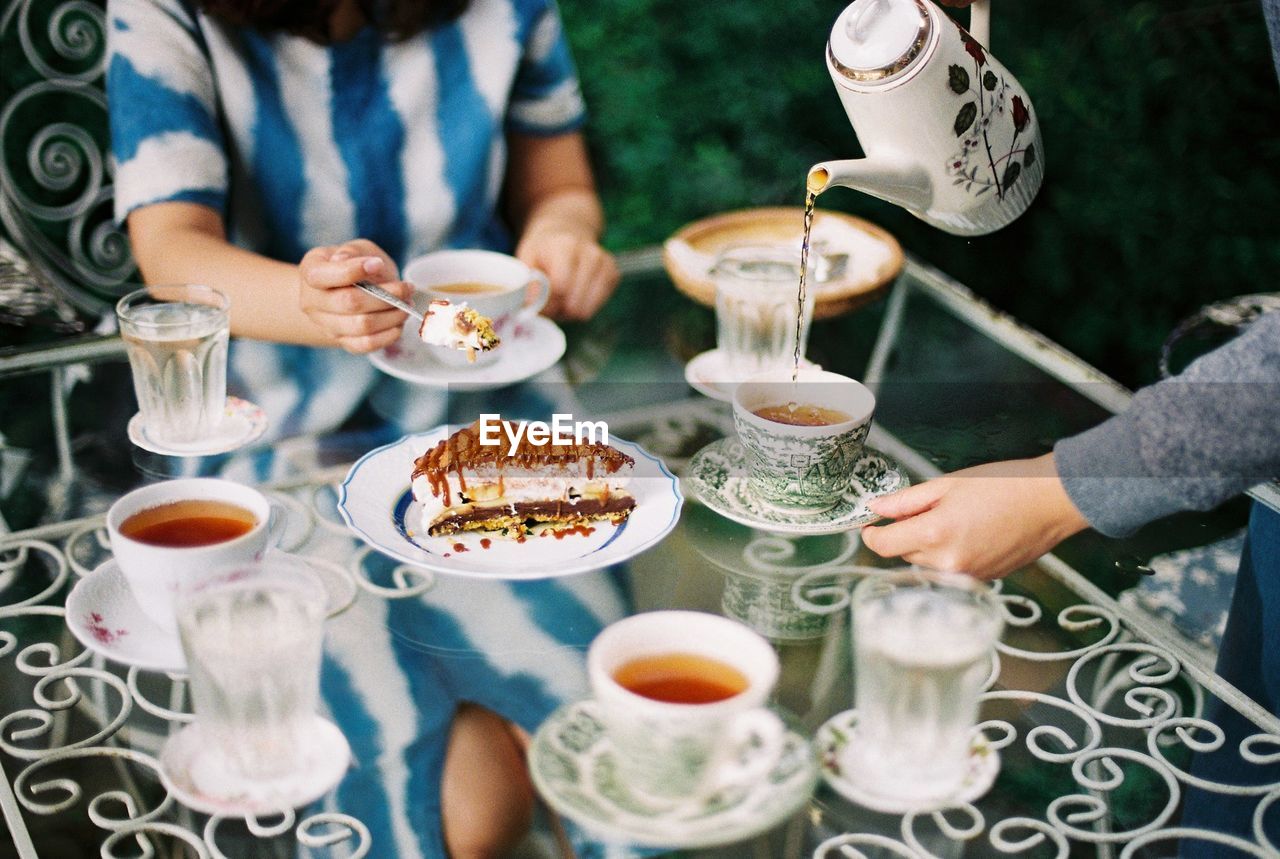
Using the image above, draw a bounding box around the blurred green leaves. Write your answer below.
[562,0,1280,387]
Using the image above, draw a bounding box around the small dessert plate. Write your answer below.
[65,554,359,674]
[816,709,1000,815]
[685,439,908,536]
[684,349,819,403]
[337,426,683,580]
[369,315,566,391]
[529,700,818,849]
[160,717,351,817]
[128,397,268,458]
[66,558,186,673]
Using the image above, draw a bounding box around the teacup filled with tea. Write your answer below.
[586,610,784,802]
[403,249,550,367]
[106,478,279,633]
[732,368,876,512]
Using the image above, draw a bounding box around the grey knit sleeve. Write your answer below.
[1053,311,1280,537]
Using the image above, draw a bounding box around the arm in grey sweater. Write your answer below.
[1054,311,1280,537]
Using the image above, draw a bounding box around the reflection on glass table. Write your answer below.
[1,254,1275,858]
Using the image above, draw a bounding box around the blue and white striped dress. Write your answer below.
[108,4,642,856]
[107,0,587,438]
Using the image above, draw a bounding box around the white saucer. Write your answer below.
[128,397,268,457]
[685,439,908,536]
[337,426,683,580]
[369,315,566,391]
[65,558,186,673]
[684,349,819,403]
[160,716,350,817]
[816,709,1000,814]
[530,701,818,849]
[65,554,360,674]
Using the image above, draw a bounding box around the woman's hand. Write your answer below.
[860,453,1090,580]
[515,226,619,322]
[298,238,413,354]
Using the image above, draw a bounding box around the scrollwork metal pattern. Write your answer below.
[815,589,1280,856]
[0,0,134,316]
[0,486,374,856]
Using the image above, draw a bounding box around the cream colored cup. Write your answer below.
[106,478,279,634]
[403,249,550,367]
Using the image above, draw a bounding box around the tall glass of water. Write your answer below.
[711,245,814,379]
[116,284,229,446]
[176,557,327,781]
[849,569,1002,804]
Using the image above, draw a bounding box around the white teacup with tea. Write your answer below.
[586,610,785,803]
[403,249,550,367]
[106,478,282,634]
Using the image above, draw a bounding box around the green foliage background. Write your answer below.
[561,0,1280,388]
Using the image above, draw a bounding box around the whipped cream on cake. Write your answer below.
[418,300,499,361]
[411,420,636,537]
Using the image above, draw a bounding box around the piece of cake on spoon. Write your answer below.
[355,280,500,362]
[418,299,500,362]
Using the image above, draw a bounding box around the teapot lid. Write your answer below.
[829,0,932,85]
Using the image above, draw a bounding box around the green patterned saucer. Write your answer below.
[529,701,819,849]
[817,709,1000,814]
[685,439,909,536]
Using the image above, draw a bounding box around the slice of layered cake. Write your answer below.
[418,300,499,361]
[411,420,636,537]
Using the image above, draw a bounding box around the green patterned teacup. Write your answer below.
[587,611,785,802]
[733,369,876,513]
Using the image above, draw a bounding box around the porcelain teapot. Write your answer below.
[808,0,1042,236]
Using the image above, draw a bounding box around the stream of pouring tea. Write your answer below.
[791,188,819,400]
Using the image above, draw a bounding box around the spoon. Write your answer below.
[356,280,422,322]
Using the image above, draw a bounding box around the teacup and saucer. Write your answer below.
[529,610,819,848]
[686,368,909,535]
[369,249,566,389]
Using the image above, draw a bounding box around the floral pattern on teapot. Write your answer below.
[945,22,1038,201]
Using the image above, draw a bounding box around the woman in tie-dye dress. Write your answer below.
[107,0,629,855]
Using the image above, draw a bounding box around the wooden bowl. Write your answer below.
[662,207,904,320]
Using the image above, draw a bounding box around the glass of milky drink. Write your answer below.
[175,556,328,783]
[847,569,1003,805]
[732,368,876,512]
[116,285,230,446]
[710,244,815,380]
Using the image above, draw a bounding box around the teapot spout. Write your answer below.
[807,158,931,212]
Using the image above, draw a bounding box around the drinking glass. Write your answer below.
[711,245,814,379]
[176,556,327,780]
[116,284,230,445]
[849,569,1003,803]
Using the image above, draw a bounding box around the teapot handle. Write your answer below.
[969,0,991,49]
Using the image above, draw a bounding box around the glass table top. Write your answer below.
[0,253,1274,858]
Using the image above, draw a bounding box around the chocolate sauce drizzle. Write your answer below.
[411,419,634,507]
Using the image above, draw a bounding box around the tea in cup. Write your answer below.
[106,478,281,633]
[403,250,550,367]
[586,610,784,802]
[732,369,876,512]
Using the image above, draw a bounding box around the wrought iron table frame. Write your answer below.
[3,251,1279,858]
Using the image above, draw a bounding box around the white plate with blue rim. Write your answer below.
[336,425,683,579]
